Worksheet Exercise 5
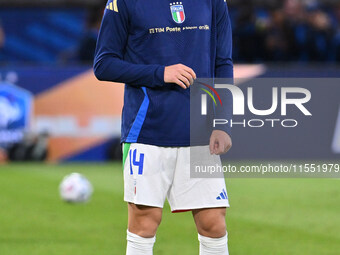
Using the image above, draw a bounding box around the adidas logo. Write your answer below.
[216,189,228,200]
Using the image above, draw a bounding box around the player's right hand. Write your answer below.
[164,64,196,89]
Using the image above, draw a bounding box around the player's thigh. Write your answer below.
[192,207,227,238]
[128,203,163,238]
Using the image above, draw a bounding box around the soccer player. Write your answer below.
[94,0,233,254]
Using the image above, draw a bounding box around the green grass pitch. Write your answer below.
[0,163,339,255]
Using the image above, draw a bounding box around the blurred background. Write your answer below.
[0,1,339,255]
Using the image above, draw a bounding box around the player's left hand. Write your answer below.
[209,130,232,155]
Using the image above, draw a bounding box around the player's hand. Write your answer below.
[209,130,232,155]
[164,64,196,89]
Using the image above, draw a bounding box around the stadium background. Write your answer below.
[0,0,339,254]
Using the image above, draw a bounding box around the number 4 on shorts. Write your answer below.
[129,149,145,175]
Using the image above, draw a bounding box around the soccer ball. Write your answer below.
[59,173,93,203]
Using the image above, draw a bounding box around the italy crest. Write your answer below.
[170,2,185,24]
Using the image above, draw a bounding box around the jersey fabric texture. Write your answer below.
[94,0,233,147]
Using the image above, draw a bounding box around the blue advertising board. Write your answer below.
[0,82,33,146]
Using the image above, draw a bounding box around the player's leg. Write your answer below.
[192,207,226,238]
[168,146,229,254]
[123,143,177,255]
[128,203,162,237]
[192,207,229,255]
[126,203,162,255]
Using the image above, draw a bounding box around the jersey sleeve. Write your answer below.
[215,0,233,78]
[214,0,233,137]
[93,0,166,88]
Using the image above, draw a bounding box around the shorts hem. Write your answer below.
[124,198,164,209]
[171,203,230,213]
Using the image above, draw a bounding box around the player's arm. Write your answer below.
[215,0,233,78]
[94,0,195,89]
[94,0,164,88]
[210,0,233,155]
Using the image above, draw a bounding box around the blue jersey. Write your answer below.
[94,0,233,146]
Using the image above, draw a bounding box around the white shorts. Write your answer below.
[123,143,230,212]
